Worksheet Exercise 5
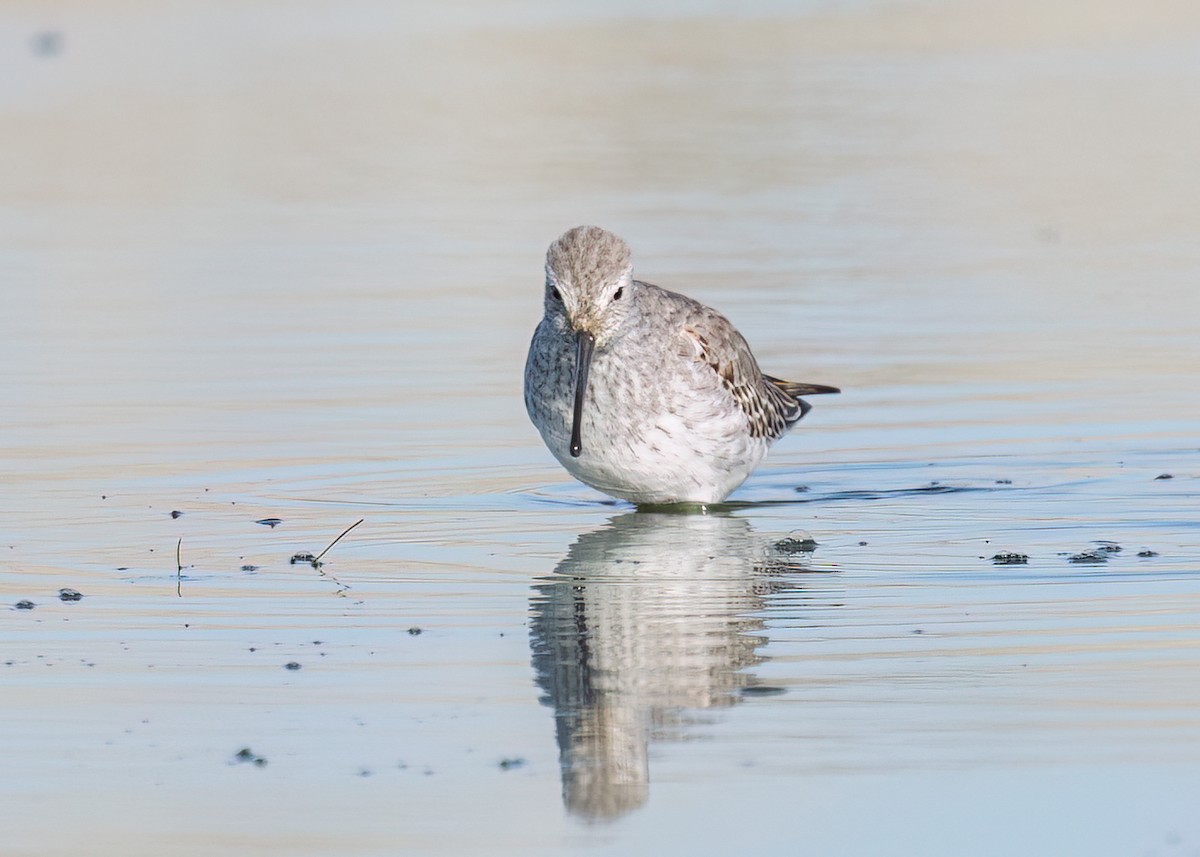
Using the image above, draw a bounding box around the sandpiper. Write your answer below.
[524,226,839,505]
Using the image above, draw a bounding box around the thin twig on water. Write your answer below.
[176,537,183,598]
[313,519,364,564]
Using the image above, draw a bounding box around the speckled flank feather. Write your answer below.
[525,226,839,504]
[684,325,801,439]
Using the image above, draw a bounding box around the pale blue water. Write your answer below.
[3,2,1200,855]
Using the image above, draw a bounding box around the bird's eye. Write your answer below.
[550,287,563,302]
[613,287,624,301]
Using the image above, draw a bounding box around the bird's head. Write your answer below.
[543,225,636,349]
[541,225,637,458]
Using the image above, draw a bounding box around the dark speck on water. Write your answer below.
[284,662,302,671]
[289,552,316,564]
[1154,473,1174,480]
[498,758,527,771]
[742,685,787,697]
[407,627,423,636]
[240,564,258,572]
[31,31,62,56]
[991,552,1029,565]
[58,588,83,602]
[170,510,183,519]
[1095,541,1122,553]
[1137,550,1159,558]
[256,518,283,528]
[233,748,267,767]
[773,535,818,554]
[1068,550,1108,564]
[15,600,36,610]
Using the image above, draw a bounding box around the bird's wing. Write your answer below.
[677,306,801,440]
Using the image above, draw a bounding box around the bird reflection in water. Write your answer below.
[529,511,831,822]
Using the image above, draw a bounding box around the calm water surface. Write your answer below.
[3,1,1200,855]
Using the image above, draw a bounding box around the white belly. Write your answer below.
[527,339,771,504]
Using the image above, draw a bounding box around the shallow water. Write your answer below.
[3,1,1200,855]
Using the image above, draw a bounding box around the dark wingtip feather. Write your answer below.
[762,375,838,425]
[764,375,841,398]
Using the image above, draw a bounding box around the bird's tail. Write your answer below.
[764,375,841,422]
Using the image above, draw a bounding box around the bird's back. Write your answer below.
[633,281,819,443]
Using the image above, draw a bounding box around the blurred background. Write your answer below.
[6,0,1199,488]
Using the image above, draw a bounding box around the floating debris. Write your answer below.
[58,588,83,602]
[498,757,527,771]
[407,627,423,636]
[312,519,364,563]
[1095,541,1123,553]
[794,485,809,493]
[741,685,787,697]
[15,600,35,610]
[991,552,1029,565]
[240,564,258,572]
[289,552,317,565]
[170,510,183,519]
[1137,550,1159,558]
[1154,473,1174,480]
[284,662,302,671]
[995,479,1013,484]
[256,518,283,528]
[772,533,818,554]
[232,748,267,767]
[1068,550,1108,564]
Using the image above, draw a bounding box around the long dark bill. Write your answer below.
[569,330,595,458]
